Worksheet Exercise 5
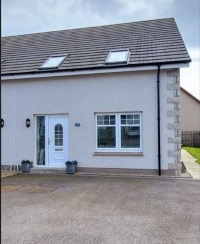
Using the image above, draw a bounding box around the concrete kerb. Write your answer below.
[20,172,195,181]
[1,169,194,180]
[75,172,195,180]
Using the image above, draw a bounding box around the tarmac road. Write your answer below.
[1,174,200,244]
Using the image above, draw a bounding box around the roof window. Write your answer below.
[40,55,67,69]
[105,50,129,64]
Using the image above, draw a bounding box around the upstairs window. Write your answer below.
[40,55,67,69]
[105,50,129,65]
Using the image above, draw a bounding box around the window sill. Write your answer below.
[93,152,143,156]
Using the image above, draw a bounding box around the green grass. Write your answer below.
[182,147,200,164]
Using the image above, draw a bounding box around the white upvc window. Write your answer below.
[96,113,142,152]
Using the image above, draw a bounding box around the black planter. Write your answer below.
[66,164,77,174]
[21,162,31,173]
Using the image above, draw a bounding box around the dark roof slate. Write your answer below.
[1,18,191,75]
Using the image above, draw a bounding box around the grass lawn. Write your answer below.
[182,147,200,164]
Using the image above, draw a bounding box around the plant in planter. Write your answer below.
[21,159,33,173]
[65,160,78,174]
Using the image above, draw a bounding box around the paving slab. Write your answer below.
[181,149,200,179]
[1,174,200,244]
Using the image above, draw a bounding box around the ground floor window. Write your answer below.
[96,113,142,152]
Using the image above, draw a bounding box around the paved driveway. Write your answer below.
[1,174,200,244]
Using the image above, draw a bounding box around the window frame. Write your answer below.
[95,113,142,153]
[105,49,130,65]
[39,54,67,69]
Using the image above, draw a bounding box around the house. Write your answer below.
[180,87,200,147]
[1,18,191,176]
[181,87,200,131]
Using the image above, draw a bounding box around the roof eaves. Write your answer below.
[1,59,191,77]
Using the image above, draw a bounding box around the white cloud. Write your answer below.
[1,0,113,35]
[180,47,200,99]
[115,0,175,18]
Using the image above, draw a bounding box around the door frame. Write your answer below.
[35,114,68,168]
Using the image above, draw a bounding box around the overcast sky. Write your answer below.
[2,0,200,99]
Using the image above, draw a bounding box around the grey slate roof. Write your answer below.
[1,18,191,76]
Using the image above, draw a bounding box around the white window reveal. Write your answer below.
[40,55,67,69]
[54,124,63,146]
[96,113,142,152]
[105,50,129,64]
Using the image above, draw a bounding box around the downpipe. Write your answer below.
[157,65,161,176]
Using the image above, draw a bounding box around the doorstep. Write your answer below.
[30,167,66,175]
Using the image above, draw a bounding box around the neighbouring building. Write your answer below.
[181,87,200,131]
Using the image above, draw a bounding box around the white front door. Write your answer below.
[48,116,68,167]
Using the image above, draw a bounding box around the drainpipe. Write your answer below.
[157,65,161,176]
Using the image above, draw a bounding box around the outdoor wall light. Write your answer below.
[26,118,31,128]
[1,119,4,128]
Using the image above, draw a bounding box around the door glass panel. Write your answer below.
[55,124,63,146]
[36,116,45,165]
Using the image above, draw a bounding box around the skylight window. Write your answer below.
[105,50,129,64]
[40,55,67,69]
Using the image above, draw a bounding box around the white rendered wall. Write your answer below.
[1,70,175,171]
